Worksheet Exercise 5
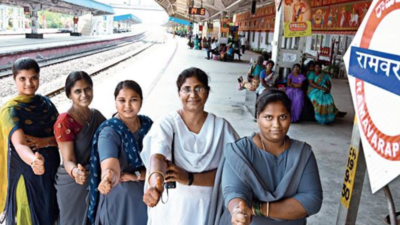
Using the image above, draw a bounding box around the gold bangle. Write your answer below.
[266,202,270,217]
[147,171,165,187]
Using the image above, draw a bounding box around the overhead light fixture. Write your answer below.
[251,0,256,15]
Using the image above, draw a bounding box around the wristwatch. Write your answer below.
[135,171,141,181]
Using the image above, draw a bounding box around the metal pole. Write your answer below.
[383,186,398,225]
[336,117,367,225]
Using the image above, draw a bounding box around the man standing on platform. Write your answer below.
[240,35,247,54]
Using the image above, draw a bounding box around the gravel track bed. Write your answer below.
[0,39,151,105]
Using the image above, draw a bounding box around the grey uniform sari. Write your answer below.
[207,135,323,225]
[54,109,106,225]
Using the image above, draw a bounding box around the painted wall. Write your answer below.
[246,31,273,51]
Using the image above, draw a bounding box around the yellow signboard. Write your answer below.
[340,145,359,209]
[283,0,312,37]
[284,21,312,37]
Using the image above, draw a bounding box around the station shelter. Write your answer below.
[113,14,142,33]
[0,0,114,38]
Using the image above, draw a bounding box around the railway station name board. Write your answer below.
[344,0,400,193]
[189,7,206,15]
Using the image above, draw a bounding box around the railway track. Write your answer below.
[0,32,148,79]
[44,33,163,98]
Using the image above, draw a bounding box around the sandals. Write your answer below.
[237,76,244,90]
[238,83,243,90]
[336,111,347,118]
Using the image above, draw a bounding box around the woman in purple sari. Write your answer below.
[286,64,306,122]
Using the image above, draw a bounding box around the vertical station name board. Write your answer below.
[340,145,359,208]
[189,7,206,15]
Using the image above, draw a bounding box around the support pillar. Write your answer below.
[271,4,305,83]
[26,4,43,38]
[12,7,18,30]
[1,5,9,31]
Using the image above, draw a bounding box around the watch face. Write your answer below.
[135,171,141,177]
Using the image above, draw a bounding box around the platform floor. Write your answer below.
[47,33,400,224]
[0,31,144,55]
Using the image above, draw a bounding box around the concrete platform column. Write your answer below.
[271,3,305,81]
[26,3,43,39]
[1,5,9,30]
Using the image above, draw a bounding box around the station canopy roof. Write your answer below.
[152,0,271,22]
[114,14,142,24]
[162,16,192,27]
[0,0,114,16]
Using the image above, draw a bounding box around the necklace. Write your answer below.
[72,107,91,126]
[260,134,286,154]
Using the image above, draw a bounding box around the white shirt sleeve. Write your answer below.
[140,116,174,168]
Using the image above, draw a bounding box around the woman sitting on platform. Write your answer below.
[258,60,276,94]
[54,71,106,225]
[307,62,336,124]
[286,63,306,122]
[87,80,153,225]
[238,56,266,91]
[0,58,60,225]
[141,67,239,225]
[208,89,323,225]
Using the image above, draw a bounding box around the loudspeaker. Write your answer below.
[251,0,256,15]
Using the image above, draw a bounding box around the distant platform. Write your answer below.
[0,31,144,56]
[0,31,145,66]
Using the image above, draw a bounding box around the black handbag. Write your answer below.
[165,133,176,189]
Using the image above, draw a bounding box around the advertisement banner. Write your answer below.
[283,0,312,37]
[311,1,371,30]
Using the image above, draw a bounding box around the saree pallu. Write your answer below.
[0,95,60,225]
[307,72,335,124]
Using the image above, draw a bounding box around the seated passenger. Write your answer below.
[257,60,276,94]
[238,56,266,91]
[219,44,228,61]
[304,61,346,120]
[208,89,323,225]
[206,39,219,60]
[286,63,306,122]
[307,62,336,124]
[222,43,234,62]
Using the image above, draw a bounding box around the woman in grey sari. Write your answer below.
[208,89,323,225]
[54,71,106,225]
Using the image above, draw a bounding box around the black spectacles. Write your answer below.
[180,86,206,94]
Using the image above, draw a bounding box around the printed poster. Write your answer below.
[283,0,312,37]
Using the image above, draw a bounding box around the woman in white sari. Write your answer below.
[141,67,239,225]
